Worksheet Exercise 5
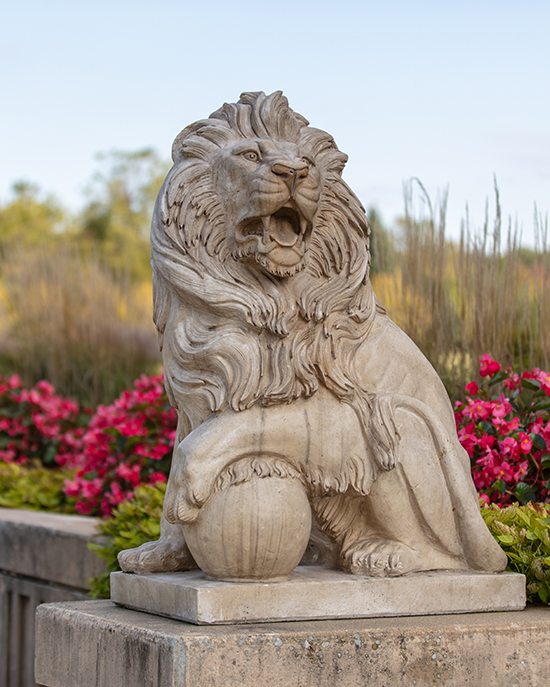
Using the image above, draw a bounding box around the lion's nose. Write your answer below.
[271,161,309,181]
[272,160,309,196]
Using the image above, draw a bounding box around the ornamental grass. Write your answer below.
[0,245,160,406]
[371,180,550,400]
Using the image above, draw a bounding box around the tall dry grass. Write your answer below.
[371,180,550,399]
[0,246,160,405]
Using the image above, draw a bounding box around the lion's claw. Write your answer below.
[117,539,197,573]
[343,540,420,577]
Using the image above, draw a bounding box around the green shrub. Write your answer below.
[481,501,550,604]
[0,461,76,512]
[87,481,165,598]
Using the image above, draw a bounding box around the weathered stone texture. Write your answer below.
[0,507,105,589]
[35,600,550,687]
[110,567,525,625]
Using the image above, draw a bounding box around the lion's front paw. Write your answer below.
[164,484,203,525]
[342,539,421,577]
[117,538,197,573]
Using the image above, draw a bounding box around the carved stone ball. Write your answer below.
[182,473,312,582]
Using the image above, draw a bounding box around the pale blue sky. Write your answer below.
[1,0,548,243]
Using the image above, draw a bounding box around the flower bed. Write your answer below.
[0,374,88,469]
[64,375,176,516]
[0,373,175,517]
[455,355,550,506]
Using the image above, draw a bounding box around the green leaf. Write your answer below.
[530,434,547,451]
[514,482,537,505]
[516,508,532,526]
[498,534,515,545]
[479,421,493,433]
[522,379,541,391]
[493,479,507,494]
[531,399,550,412]
[489,371,507,387]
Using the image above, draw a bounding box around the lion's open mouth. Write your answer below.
[237,207,308,249]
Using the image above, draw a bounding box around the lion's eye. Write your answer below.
[242,151,260,162]
[302,156,314,166]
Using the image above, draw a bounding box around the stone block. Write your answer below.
[0,507,105,589]
[35,599,550,687]
[110,566,526,624]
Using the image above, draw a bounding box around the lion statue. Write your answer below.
[119,91,507,578]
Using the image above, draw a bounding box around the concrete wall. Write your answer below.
[0,508,106,687]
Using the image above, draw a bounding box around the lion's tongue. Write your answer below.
[262,215,299,247]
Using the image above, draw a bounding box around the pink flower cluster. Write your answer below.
[455,356,550,506]
[64,375,177,516]
[0,375,88,469]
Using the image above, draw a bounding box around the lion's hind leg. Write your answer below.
[341,539,422,577]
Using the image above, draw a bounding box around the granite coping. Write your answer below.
[0,507,105,589]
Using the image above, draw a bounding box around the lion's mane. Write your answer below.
[151,91,395,464]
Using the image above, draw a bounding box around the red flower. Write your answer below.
[479,354,501,378]
[537,371,550,397]
[518,432,533,454]
[465,381,479,396]
[64,374,178,516]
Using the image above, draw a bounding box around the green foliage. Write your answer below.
[87,481,166,598]
[0,461,76,512]
[0,182,69,252]
[481,502,550,604]
[79,149,170,281]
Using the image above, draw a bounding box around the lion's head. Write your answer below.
[211,132,321,277]
[151,91,383,434]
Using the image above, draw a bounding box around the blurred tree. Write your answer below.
[0,182,69,252]
[80,149,170,280]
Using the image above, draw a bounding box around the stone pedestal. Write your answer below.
[35,600,550,687]
[110,567,526,624]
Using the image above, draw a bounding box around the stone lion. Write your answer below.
[119,91,507,578]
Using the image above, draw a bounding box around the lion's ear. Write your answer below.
[172,121,210,162]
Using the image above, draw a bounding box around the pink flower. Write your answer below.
[518,432,533,454]
[479,354,501,378]
[503,370,520,391]
[464,398,491,421]
[490,394,512,419]
[514,461,529,481]
[465,381,479,396]
[537,370,550,396]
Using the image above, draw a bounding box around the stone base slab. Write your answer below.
[110,566,526,624]
[35,600,550,687]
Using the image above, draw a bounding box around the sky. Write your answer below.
[1,0,549,245]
